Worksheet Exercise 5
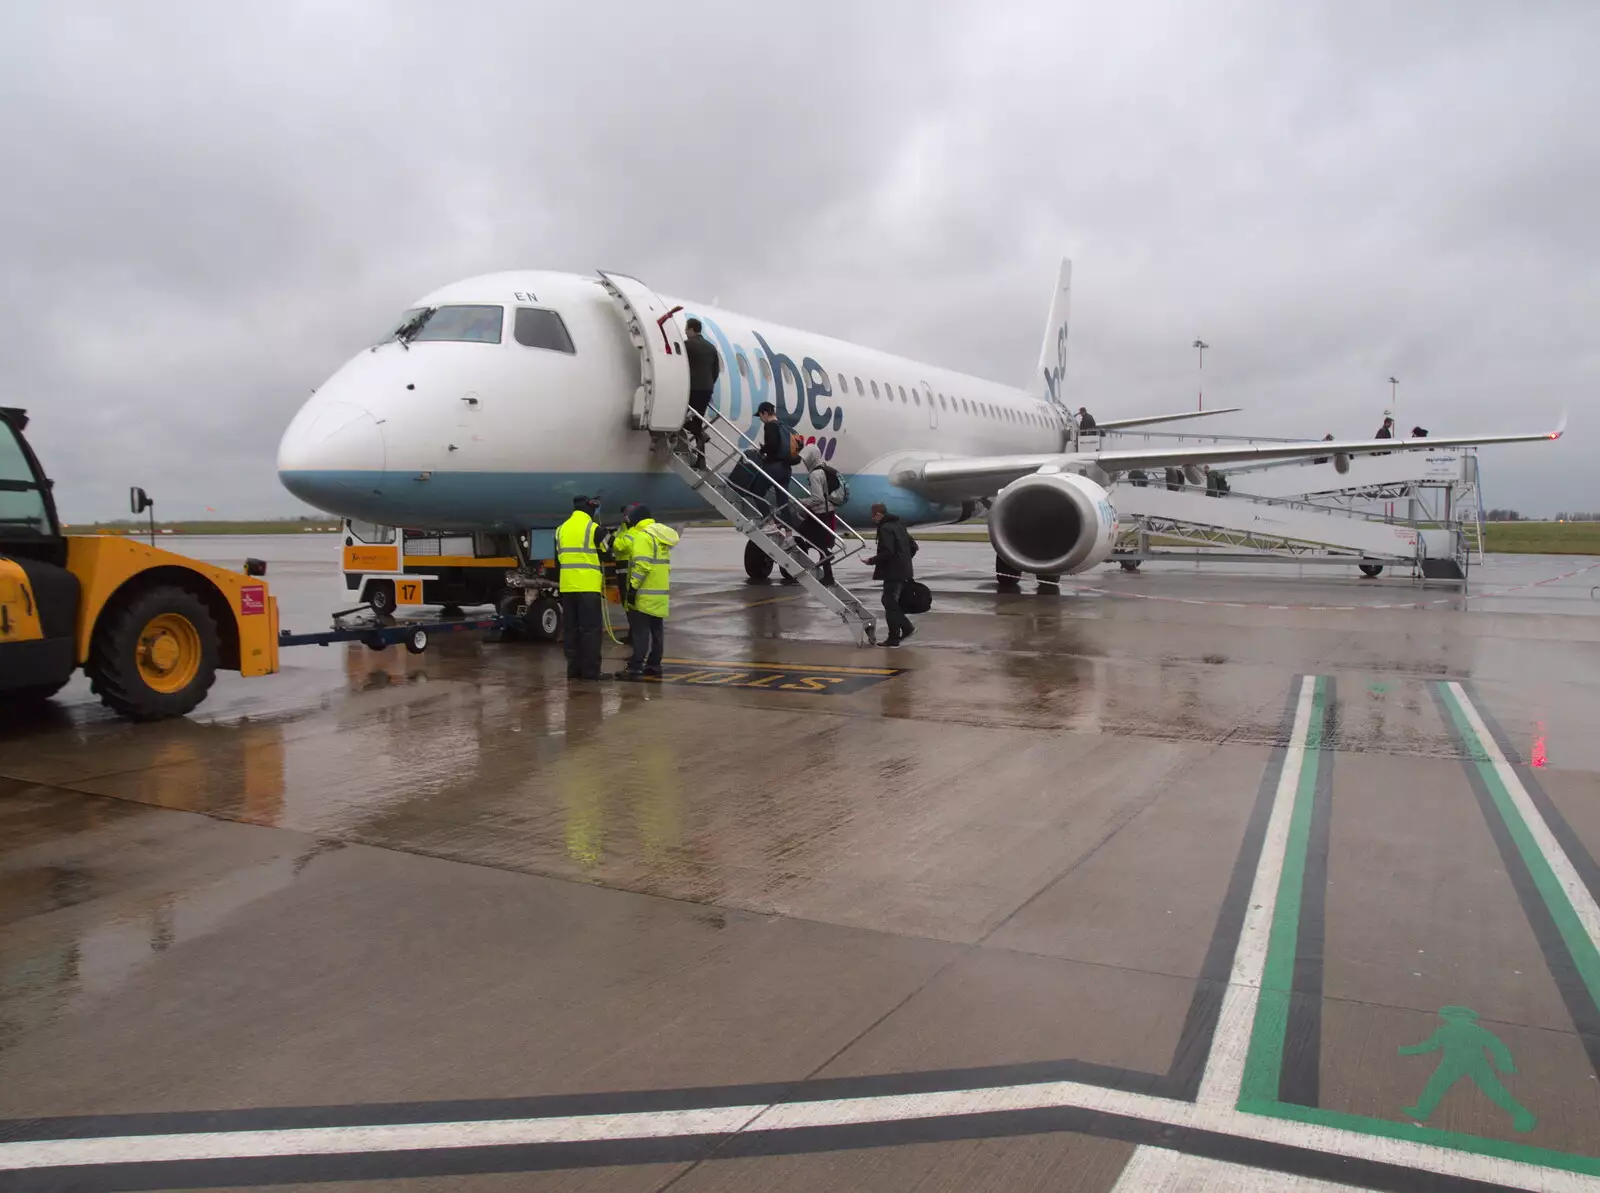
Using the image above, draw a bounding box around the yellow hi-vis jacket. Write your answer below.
[621,518,680,618]
[555,511,603,594]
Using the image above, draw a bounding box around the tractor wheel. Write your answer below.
[87,586,219,721]
[1359,564,1384,578]
[488,590,525,642]
[367,580,397,615]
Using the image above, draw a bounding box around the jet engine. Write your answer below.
[987,470,1118,575]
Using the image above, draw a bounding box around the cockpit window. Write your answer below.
[514,308,575,354]
[383,305,504,345]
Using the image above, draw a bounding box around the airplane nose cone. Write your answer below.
[277,401,386,508]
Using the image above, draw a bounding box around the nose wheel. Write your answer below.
[491,589,562,642]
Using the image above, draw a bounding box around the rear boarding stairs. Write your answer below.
[598,269,879,647]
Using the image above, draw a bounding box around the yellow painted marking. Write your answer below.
[661,658,897,677]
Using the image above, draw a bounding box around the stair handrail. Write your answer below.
[685,412,871,564]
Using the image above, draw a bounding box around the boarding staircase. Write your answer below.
[597,266,876,643]
[657,414,879,646]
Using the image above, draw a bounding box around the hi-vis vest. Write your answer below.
[555,512,602,594]
[622,518,678,618]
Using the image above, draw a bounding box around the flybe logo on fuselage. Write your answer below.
[689,314,846,460]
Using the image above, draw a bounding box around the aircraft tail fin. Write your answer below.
[1024,258,1072,406]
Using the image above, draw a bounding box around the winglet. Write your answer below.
[1551,408,1569,440]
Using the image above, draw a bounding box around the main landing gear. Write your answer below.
[745,540,774,582]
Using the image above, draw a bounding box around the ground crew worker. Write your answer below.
[556,495,604,681]
[613,503,679,680]
[683,318,721,469]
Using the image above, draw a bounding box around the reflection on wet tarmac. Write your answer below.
[4,532,1600,1189]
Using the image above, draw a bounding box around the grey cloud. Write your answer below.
[1,0,1591,520]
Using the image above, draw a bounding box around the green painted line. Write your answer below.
[1239,675,1327,1104]
[1226,678,1600,1170]
[1240,1097,1600,1178]
[1437,682,1600,1022]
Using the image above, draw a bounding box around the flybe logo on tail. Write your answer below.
[1040,320,1069,407]
[688,313,846,460]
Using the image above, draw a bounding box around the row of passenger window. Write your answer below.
[843,370,1064,428]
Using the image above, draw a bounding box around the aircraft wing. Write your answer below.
[901,420,1565,496]
[1092,406,1242,431]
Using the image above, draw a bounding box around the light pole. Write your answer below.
[1194,340,1209,411]
[1388,376,1398,426]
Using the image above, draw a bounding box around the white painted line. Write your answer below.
[1111,1145,1379,1191]
[0,1106,768,1171]
[1196,675,1317,1109]
[5,1079,1594,1190]
[739,1081,1597,1190]
[1447,682,1600,948]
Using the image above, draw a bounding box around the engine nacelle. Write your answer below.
[987,470,1118,575]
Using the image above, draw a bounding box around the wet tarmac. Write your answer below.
[3,532,1600,1191]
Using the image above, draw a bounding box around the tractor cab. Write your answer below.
[0,407,66,565]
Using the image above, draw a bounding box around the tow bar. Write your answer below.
[278,614,511,654]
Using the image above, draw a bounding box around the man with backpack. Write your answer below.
[863,502,917,646]
[756,402,795,517]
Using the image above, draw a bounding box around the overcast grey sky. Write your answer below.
[2,0,1593,520]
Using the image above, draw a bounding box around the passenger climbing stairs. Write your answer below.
[656,416,879,646]
[596,266,876,644]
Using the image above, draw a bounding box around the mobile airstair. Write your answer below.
[599,269,878,646]
[1218,448,1486,562]
[1102,427,1483,585]
[1110,483,1469,581]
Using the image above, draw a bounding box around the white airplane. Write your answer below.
[277,261,1563,586]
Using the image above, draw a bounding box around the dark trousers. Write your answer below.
[686,390,713,456]
[881,580,914,642]
[625,608,665,675]
[763,460,792,514]
[802,513,835,584]
[561,592,602,679]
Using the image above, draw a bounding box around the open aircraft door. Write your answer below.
[598,271,692,433]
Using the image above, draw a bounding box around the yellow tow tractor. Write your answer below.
[0,407,279,720]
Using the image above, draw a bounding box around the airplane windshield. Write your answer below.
[380,305,504,345]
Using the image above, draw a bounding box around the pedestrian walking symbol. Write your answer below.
[1399,1006,1536,1132]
